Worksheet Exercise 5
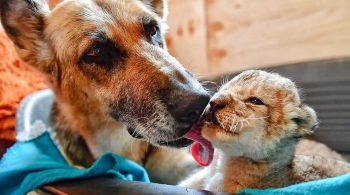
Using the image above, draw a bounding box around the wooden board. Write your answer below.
[204,0,350,78]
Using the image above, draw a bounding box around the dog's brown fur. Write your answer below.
[180,70,350,192]
[1,0,210,184]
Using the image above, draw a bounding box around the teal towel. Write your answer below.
[239,173,350,195]
[0,132,149,195]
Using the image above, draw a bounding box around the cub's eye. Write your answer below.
[246,97,265,105]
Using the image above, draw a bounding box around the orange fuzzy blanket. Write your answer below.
[0,25,47,143]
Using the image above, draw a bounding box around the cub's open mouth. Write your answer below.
[184,123,214,166]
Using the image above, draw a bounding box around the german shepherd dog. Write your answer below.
[1,0,210,184]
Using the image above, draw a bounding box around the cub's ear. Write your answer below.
[139,0,168,19]
[292,105,319,136]
[1,0,54,74]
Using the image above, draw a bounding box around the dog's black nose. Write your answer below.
[179,94,210,124]
[170,93,210,128]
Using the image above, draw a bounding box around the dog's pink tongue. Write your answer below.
[184,126,214,167]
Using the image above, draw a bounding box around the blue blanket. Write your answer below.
[239,172,350,195]
[0,132,149,195]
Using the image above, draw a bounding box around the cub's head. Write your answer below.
[0,0,210,147]
[201,70,318,160]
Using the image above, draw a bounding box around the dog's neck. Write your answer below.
[207,146,296,192]
[51,97,149,167]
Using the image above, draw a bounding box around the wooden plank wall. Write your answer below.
[167,0,350,78]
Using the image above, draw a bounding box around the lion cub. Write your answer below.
[180,70,350,193]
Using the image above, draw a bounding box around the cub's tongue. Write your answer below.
[184,126,214,166]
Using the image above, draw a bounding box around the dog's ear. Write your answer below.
[1,0,54,74]
[292,105,319,136]
[139,0,168,19]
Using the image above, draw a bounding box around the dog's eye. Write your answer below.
[246,97,265,105]
[81,42,126,68]
[145,23,160,38]
[149,25,159,37]
[83,45,103,63]
[144,21,162,46]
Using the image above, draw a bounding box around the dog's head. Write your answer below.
[1,0,210,147]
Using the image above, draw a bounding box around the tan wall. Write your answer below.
[167,0,350,78]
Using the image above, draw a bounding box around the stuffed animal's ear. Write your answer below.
[139,0,168,19]
[292,105,319,136]
[0,0,54,74]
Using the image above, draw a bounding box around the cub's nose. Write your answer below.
[203,100,227,124]
[209,101,226,112]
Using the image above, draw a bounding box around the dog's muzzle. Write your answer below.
[127,92,210,147]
